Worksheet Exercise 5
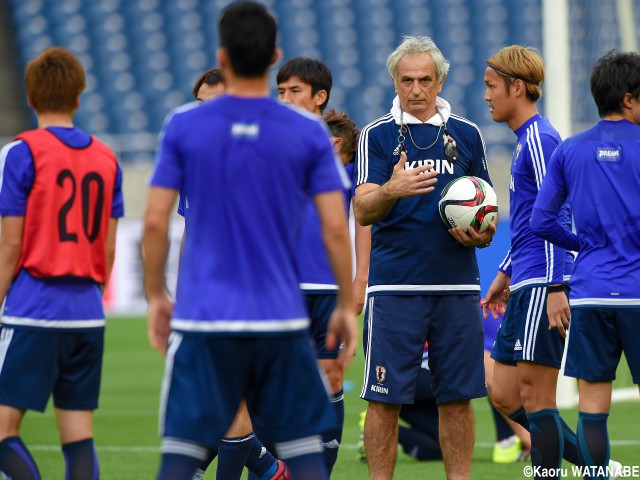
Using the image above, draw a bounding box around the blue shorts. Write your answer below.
[360,295,487,405]
[0,326,104,412]
[491,286,565,368]
[160,332,335,447]
[565,307,640,383]
[305,293,340,359]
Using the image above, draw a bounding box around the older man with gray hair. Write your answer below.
[354,35,495,479]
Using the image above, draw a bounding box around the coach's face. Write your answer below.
[394,53,444,122]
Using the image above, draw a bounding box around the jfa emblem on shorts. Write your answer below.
[375,365,386,383]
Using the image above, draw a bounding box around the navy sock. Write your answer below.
[276,437,327,480]
[157,453,201,480]
[322,389,344,474]
[558,415,580,465]
[527,409,564,472]
[398,425,442,460]
[491,400,515,441]
[510,405,581,466]
[0,436,40,480]
[216,434,253,480]
[507,406,531,431]
[577,412,609,472]
[62,438,99,480]
[244,434,276,478]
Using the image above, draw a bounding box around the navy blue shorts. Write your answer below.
[305,293,341,359]
[565,307,640,383]
[0,326,104,412]
[160,332,335,448]
[491,286,565,368]
[360,295,487,405]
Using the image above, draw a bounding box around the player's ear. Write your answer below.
[216,47,228,70]
[314,89,328,109]
[271,48,282,67]
[332,136,343,154]
[513,79,524,97]
[437,73,447,93]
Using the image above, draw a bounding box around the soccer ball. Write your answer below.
[438,176,498,233]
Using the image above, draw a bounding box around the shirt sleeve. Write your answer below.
[0,140,34,216]
[531,146,581,252]
[111,162,125,218]
[177,193,185,217]
[306,120,350,196]
[355,125,392,186]
[498,248,512,276]
[149,112,183,191]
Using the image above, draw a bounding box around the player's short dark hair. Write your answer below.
[218,1,276,78]
[323,109,359,164]
[590,49,640,118]
[192,67,225,100]
[277,57,333,112]
[25,47,85,114]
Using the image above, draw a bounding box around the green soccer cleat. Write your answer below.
[492,435,523,463]
[357,410,367,463]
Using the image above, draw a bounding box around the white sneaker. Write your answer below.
[609,459,623,480]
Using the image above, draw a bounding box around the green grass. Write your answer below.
[21,316,640,478]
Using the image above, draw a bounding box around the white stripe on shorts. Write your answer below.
[158,332,183,436]
[360,297,374,398]
[523,287,545,361]
[0,327,14,375]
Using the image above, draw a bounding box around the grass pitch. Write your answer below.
[21,316,640,478]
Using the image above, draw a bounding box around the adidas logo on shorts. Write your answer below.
[514,339,523,351]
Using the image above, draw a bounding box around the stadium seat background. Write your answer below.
[6,0,634,163]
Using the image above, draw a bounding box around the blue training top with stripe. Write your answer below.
[531,119,640,307]
[497,114,573,292]
[150,95,349,333]
[0,127,124,329]
[355,96,491,295]
[297,162,354,293]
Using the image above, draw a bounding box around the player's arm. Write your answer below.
[0,143,31,305]
[102,218,118,295]
[531,154,574,337]
[0,217,24,306]
[353,221,370,315]
[482,262,511,320]
[530,150,580,252]
[354,151,437,226]
[531,142,572,337]
[313,190,357,369]
[141,186,178,355]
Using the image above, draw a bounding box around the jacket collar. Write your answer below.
[390,95,452,125]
